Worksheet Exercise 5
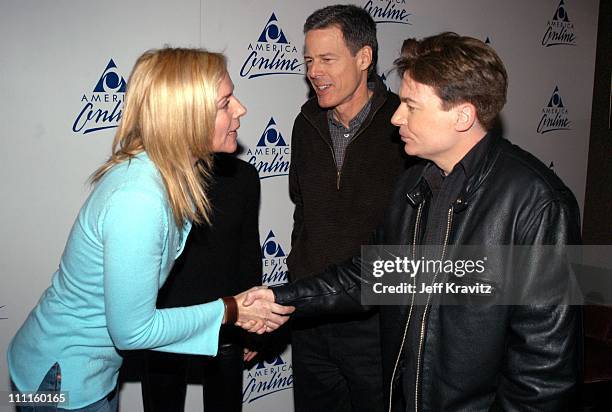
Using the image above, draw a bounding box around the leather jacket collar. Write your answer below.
[404,132,504,213]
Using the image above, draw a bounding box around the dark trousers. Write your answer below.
[142,344,244,412]
[291,313,384,412]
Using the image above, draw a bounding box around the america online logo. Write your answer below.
[242,354,293,403]
[363,0,412,25]
[261,230,288,286]
[537,86,572,134]
[246,117,291,179]
[73,59,126,134]
[541,0,576,47]
[239,12,303,79]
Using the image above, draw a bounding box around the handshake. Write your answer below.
[223,286,294,334]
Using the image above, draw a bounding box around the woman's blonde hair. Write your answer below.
[91,48,227,226]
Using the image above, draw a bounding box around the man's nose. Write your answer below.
[308,61,322,78]
[391,108,405,126]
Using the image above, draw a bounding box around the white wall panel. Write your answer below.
[0,1,599,411]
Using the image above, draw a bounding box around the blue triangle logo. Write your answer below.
[547,86,564,108]
[257,117,287,147]
[93,59,127,93]
[256,355,285,369]
[552,0,570,22]
[262,230,285,258]
[257,13,289,44]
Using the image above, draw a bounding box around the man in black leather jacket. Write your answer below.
[248,32,582,411]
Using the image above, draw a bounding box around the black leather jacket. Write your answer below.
[273,134,582,411]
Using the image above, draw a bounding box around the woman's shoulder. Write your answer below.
[99,154,165,195]
[86,154,169,219]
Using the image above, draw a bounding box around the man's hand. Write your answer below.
[233,286,294,334]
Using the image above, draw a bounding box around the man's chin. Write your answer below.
[316,96,336,109]
[403,144,419,157]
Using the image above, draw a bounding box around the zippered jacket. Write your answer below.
[274,133,582,411]
[287,75,408,281]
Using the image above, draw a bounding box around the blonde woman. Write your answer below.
[7,48,293,412]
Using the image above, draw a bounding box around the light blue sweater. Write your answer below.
[8,152,224,408]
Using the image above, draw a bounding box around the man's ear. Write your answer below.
[357,46,373,72]
[455,102,477,132]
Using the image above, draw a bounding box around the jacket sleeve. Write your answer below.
[239,165,263,290]
[102,189,223,355]
[494,195,582,410]
[288,119,303,251]
[272,225,386,315]
[272,256,368,315]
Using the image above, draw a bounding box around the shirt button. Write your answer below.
[344,134,350,138]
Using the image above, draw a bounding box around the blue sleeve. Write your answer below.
[101,188,223,355]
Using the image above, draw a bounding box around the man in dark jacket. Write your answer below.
[249,32,581,411]
[286,5,407,412]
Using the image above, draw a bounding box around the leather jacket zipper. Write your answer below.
[388,201,424,412]
[414,206,454,412]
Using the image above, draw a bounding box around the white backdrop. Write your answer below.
[0,0,599,411]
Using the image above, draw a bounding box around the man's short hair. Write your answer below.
[395,32,508,130]
[304,4,378,78]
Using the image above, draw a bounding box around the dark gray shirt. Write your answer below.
[327,97,372,171]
